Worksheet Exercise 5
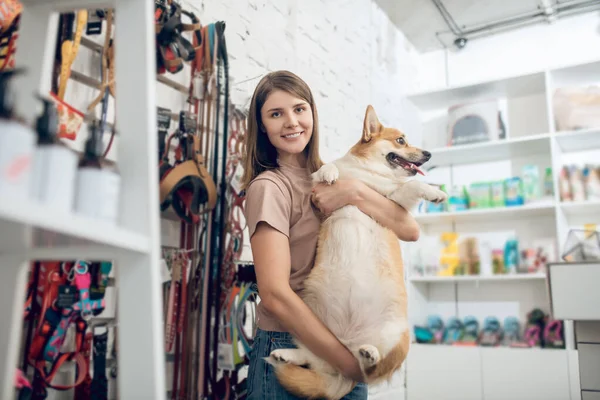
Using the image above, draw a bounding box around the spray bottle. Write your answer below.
[0,69,35,198]
[73,121,120,223]
[30,95,78,211]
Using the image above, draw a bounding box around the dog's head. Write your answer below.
[350,105,431,179]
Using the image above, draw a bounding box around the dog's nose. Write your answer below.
[422,151,431,160]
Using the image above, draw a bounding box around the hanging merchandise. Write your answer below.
[20,260,109,399]
[159,110,217,224]
[29,95,78,212]
[155,0,202,75]
[49,11,87,141]
[0,68,35,198]
[0,0,21,71]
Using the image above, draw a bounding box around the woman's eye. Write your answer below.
[295,106,305,113]
[396,137,405,145]
[271,112,281,118]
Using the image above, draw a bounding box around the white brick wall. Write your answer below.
[186,0,422,161]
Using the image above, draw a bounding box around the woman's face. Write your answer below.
[260,89,314,163]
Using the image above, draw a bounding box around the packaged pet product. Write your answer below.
[490,180,505,207]
[459,316,479,346]
[553,86,600,131]
[543,167,554,197]
[468,182,491,209]
[447,99,506,146]
[447,185,469,212]
[443,317,464,345]
[568,165,586,201]
[458,237,480,275]
[584,165,600,201]
[492,249,504,274]
[504,177,524,207]
[504,238,519,274]
[479,316,502,347]
[521,165,540,202]
[558,166,572,201]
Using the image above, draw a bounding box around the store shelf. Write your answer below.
[408,273,547,283]
[426,133,551,167]
[406,71,546,110]
[553,128,600,153]
[560,200,600,219]
[0,196,150,255]
[21,0,114,10]
[415,202,556,225]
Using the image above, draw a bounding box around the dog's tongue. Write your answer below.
[410,163,425,175]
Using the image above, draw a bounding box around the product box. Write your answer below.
[522,164,540,202]
[504,177,524,207]
[490,180,505,207]
[468,182,492,209]
[447,99,507,146]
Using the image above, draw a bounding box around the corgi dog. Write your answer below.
[265,105,448,399]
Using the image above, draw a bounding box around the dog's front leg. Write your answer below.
[312,163,340,185]
[389,180,448,211]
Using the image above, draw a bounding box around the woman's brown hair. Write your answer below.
[241,70,323,190]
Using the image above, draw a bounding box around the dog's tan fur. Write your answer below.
[265,105,448,399]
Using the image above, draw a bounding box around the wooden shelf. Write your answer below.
[408,273,547,283]
[415,202,556,225]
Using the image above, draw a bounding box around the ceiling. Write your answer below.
[375,0,600,53]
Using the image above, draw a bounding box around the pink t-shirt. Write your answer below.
[244,161,320,332]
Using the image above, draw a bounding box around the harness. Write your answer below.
[21,260,110,399]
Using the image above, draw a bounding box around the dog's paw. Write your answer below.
[425,188,448,204]
[313,163,339,185]
[266,349,294,365]
[358,345,381,369]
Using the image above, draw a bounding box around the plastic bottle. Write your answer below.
[30,96,78,211]
[74,122,121,223]
[543,167,554,197]
[0,69,35,198]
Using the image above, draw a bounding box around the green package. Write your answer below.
[490,181,505,207]
[468,182,491,209]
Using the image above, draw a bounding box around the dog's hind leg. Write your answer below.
[266,348,311,367]
[355,344,381,373]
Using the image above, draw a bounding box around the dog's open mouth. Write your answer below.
[386,153,425,175]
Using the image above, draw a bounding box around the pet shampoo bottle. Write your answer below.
[0,69,35,198]
[74,122,120,224]
[30,96,78,211]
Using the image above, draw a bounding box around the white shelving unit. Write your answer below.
[2,1,166,399]
[404,58,600,400]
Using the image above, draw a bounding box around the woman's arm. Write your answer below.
[251,222,364,382]
[311,179,420,242]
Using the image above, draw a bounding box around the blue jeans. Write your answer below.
[247,328,368,399]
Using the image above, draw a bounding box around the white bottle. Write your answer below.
[74,122,120,224]
[0,69,35,199]
[30,96,78,212]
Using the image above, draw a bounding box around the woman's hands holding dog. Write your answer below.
[311,178,363,216]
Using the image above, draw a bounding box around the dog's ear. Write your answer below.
[362,105,382,142]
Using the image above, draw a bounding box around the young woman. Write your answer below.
[242,70,419,399]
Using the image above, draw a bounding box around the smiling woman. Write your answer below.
[240,70,419,400]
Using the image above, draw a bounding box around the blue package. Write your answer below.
[504,177,524,207]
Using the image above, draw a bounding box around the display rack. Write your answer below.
[1,1,166,399]
[404,58,600,400]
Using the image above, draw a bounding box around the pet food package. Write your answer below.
[447,99,507,146]
[468,182,491,209]
[490,180,505,207]
[521,165,541,202]
[504,177,525,206]
[553,86,600,131]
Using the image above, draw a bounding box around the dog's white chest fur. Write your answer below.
[302,205,407,355]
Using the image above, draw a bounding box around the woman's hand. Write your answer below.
[311,178,363,216]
